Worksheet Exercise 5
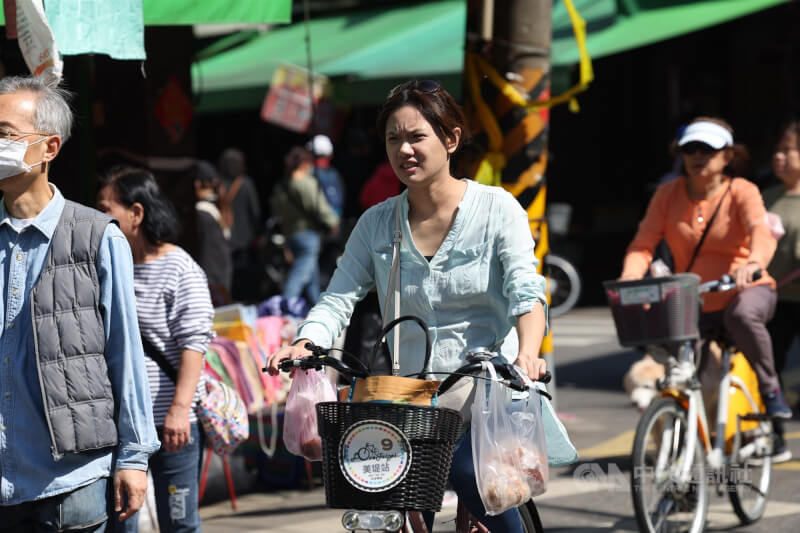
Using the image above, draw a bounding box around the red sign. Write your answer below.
[155,75,194,143]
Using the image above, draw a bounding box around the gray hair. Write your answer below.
[0,76,73,143]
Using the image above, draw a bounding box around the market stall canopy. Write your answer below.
[192,0,467,113]
[551,0,790,66]
[141,0,290,25]
[0,0,291,25]
[193,0,789,113]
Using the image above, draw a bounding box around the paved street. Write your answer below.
[192,307,800,532]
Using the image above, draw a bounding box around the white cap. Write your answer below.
[306,134,333,157]
[678,121,733,149]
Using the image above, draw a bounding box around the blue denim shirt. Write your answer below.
[297,180,548,377]
[0,185,160,505]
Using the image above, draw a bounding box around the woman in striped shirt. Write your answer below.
[97,166,214,533]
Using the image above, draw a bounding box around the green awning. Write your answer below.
[192,0,466,113]
[551,0,790,66]
[0,0,291,25]
[192,0,790,113]
[142,0,291,25]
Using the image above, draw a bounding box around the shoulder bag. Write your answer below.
[685,179,732,273]
[141,336,249,456]
[344,200,441,405]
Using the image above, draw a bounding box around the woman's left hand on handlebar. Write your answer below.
[266,340,313,375]
[513,352,547,381]
[733,262,760,290]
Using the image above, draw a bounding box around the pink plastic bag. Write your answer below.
[283,369,337,461]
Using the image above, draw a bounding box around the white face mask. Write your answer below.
[0,136,47,180]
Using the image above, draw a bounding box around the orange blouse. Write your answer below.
[622,177,776,312]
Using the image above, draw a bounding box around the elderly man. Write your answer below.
[0,76,159,531]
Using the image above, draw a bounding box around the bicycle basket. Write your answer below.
[603,273,701,346]
[316,402,463,512]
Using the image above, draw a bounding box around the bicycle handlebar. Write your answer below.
[437,359,551,395]
[275,343,551,398]
[277,343,370,379]
[699,269,761,294]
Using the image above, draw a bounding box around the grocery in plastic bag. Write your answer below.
[283,369,337,461]
[471,362,532,515]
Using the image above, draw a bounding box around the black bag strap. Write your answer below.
[685,179,732,273]
[141,336,177,384]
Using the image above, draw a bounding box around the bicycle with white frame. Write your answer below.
[605,273,774,533]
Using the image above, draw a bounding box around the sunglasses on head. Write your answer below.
[388,79,442,99]
[680,142,720,155]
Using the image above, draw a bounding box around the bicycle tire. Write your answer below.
[543,254,581,317]
[519,499,544,533]
[728,425,772,524]
[631,397,708,533]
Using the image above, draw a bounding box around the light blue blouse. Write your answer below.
[297,179,548,377]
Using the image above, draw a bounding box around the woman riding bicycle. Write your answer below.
[267,79,548,531]
[619,116,791,419]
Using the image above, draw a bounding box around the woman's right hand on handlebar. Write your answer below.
[618,271,640,281]
[266,339,313,375]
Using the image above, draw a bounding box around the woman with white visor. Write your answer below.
[620,117,791,419]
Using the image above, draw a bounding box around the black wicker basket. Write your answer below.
[604,273,702,346]
[316,401,463,512]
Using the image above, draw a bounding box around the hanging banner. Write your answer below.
[260,63,332,133]
[46,0,145,60]
[16,0,63,86]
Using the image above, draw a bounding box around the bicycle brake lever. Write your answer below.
[304,342,330,356]
[506,378,528,392]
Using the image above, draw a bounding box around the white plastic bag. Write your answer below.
[471,363,531,515]
[511,368,550,497]
[16,0,63,86]
[283,369,336,461]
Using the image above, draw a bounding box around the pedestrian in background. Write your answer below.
[307,134,345,217]
[216,147,262,301]
[359,160,401,212]
[270,146,339,306]
[97,166,215,533]
[194,160,232,306]
[763,121,800,462]
[0,76,159,531]
[307,134,347,288]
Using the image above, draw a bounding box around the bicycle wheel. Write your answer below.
[631,398,708,533]
[543,254,581,317]
[728,423,772,524]
[519,500,544,533]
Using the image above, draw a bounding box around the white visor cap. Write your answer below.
[678,121,733,150]
[306,134,334,157]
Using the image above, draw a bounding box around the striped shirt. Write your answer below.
[134,247,215,426]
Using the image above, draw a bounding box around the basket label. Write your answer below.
[619,284,661,305]
[339,419,412,492]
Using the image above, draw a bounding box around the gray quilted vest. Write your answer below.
[30,200,118,460]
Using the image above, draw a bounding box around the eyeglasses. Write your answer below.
[680,142,719,156]
[0,130,50,141]
[388,79,442,99]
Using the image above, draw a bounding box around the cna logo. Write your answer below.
[572,463,627,492]
[572,462,754,493]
